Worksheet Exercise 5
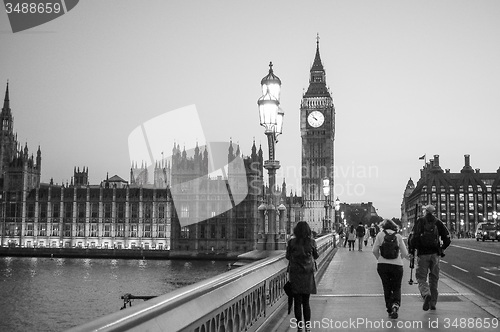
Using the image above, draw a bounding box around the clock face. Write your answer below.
[307,111,324,128]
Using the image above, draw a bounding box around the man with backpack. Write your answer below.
[408,204,451,311]
[356,222,366,251]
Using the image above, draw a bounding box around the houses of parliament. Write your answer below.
[0,81,306,254]
[0,83,286,252]
[0,40,341,254]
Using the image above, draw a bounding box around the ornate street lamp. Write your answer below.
[322,178,330,233]
[257,62,285,250]
[335,197,340,233]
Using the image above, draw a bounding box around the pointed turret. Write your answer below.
[1,81,13,135]
[311,34,325,72]
[251,138,257,159]
[36,146,41,170]
[228,139,234,162]
[3,81,10,111]
[304,35,330,98]
[281,178,287,201]
[182,145,187,159]
[405,178,415,190]
[195,141,200,157]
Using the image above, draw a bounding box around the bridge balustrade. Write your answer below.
[66,233,336,332]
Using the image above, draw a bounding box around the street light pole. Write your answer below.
[322,178,330,234]
[335,197,340,233]
[0,192,4,247]
[257,62,285,251]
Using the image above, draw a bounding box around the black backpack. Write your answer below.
[356,225,365,237]
[418,217,439,249]
[380,230,399,259]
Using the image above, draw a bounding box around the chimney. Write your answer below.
[445,169,450,173]
[475,168,480,173]
[434,155,440,167]
[461,154,473,173]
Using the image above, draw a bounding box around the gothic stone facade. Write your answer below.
[0,82,270,254]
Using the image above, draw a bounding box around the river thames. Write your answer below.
[0,256,231,332]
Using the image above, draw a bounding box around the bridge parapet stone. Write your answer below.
[66,233,336,332]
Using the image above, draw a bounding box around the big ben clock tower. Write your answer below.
[301,37,335,232]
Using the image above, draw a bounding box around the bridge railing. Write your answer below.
[66,233,336,332]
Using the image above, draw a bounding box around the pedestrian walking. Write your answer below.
[286,221,319,332]
[347,224,356,251]
[373,219,408,319]
[408,205,451,311]
[338,226,344,247]
[364,224,370,247]
[369,223,377,246]
[343,225,349,248]
[356,222,365,251]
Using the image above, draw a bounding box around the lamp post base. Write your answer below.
[276,232,287,250]
[256,234,267,251]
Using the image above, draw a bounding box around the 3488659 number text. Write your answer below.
[5,2,62,14]
[443,318,499,329]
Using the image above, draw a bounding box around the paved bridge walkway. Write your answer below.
[262,244,500,331]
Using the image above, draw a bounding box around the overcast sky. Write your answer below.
[1,0,500,219]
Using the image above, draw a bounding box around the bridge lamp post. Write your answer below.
[257,62,285,250]
[322,178,330,234]
[334,197,340,233]
[0,192,4,247]
[493,211,498,225]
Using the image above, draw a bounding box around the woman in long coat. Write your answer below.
[286,221,319,332]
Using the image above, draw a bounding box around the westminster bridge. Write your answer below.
[66,234,337,332]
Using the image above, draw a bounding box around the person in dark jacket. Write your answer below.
[408,205,451,311]
[356,222,365,251]
[286,221,319,332]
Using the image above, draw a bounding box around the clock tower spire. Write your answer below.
[300,36,336,233]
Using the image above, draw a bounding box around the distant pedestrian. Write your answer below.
[286,221,319,332]
[338,226,344,247]
[408,205,451,311]
[364,224,370,247]
[343,226,349,248]
[369,223,377,246]
[373,219,408,319]
[347,224,356,251]
[356,222,365,251]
